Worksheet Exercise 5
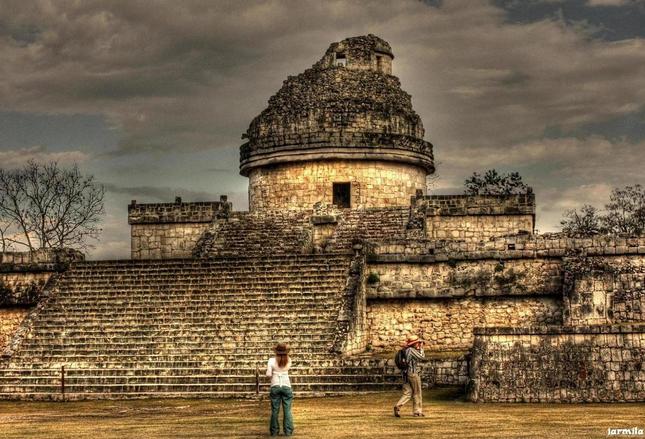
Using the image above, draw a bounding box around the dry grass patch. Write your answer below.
[0,388,643,438]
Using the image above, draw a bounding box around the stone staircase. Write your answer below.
[0,255,400,400]
[195,211,312,257]
[329,208,410,251]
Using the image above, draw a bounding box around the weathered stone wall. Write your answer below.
[1,249,83,265]
[0,308,29,354]
[0,250,77,355]
[332,253,369,355]
[413,194,535,242]
[240,35,433,178]
[129,198,232,259]
[131,223,212,259]
[367,297,562,353]
[425,216,534,242]
[248,160,427,211]
[369,235,645,261]
[0,272,53,306]
[468,325,645,402]
[367,259,562,299]
[0,249,81,306]
[564,256,645,326]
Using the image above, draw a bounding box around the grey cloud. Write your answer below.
[2,0,644,157]
[102,183,220,203]
[1,0,644,255]
[0,145,90,168]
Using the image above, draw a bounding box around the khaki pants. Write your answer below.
[395,372,423,415]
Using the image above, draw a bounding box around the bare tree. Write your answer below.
[0,161,105,251]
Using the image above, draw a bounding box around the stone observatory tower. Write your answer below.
[240,34,434,212]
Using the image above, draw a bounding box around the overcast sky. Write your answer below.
[1,0,644,259]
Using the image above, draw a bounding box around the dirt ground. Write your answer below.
[1,388,644,439]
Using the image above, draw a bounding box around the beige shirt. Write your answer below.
[266,357,292,388]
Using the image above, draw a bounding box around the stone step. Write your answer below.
[0,381,399,395]
[0,253,360,399]
[0,390,390,401]
[21,339,333,346]
[39,303,340,310]
[29,322,336,330]
[16,344,335,354]
[0,373,398,386]
[12,354,336,362]
[0,368,392,379]
[31,318,337,325]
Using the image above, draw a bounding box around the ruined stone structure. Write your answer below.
[240,35,433,212]
[0,35,643,402]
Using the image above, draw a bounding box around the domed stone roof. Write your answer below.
[239,35,434,176]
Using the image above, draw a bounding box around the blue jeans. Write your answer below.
[269,386,294,436]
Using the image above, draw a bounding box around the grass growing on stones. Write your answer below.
[1,388,644,439]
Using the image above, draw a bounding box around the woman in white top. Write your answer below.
[266,343,293,436]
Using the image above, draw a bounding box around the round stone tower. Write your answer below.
[240,34,434,212]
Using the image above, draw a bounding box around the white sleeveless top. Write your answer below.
[266,357,292,388]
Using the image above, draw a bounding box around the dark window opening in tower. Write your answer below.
[335,53,347,67]
[376,55,383,72]
[333,182,351,208]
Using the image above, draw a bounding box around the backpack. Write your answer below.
[394,347,409,371]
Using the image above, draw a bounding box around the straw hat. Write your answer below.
[405,335,425,347]
[274,343,290,355]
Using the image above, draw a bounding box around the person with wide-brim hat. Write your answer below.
[394,335,427,418]
[266,342,294,436]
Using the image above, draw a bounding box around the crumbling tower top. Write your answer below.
[239,34,434,177]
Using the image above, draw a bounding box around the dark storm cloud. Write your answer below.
[496,0,645,41]
[1,0,644,258]
[2,0,644,156]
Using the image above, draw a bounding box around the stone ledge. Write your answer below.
[128,197,231,224]
[474,323,645,336]
[369,236,645,260]
[417,194,535,216]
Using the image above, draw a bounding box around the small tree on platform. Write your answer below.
[0,161,105,251]
[464,169,531,196]
[560,204,603,237]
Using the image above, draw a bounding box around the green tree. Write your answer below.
[464,169,531,196]
[560,204,603,237]
[559,185,645,237]
[602,184,645,236]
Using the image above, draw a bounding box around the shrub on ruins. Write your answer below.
[0,161,105,251]
[560,185,645,237]
[464,169,531,196]
[602,184,645,236]
[560,205,603,237]
[366,272,380,284]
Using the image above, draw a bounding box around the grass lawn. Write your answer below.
[1,388,644,438]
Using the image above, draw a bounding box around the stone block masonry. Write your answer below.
[564,256,645,326]
[416,194,535,242]
[367,297,562,353]
[468,325,645,402]
[0,249,82,355]
[367,259,562,299]
[129,197,232,259]
[247,160,427,211]
[0,308,29,353]
[0,248,82,306]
